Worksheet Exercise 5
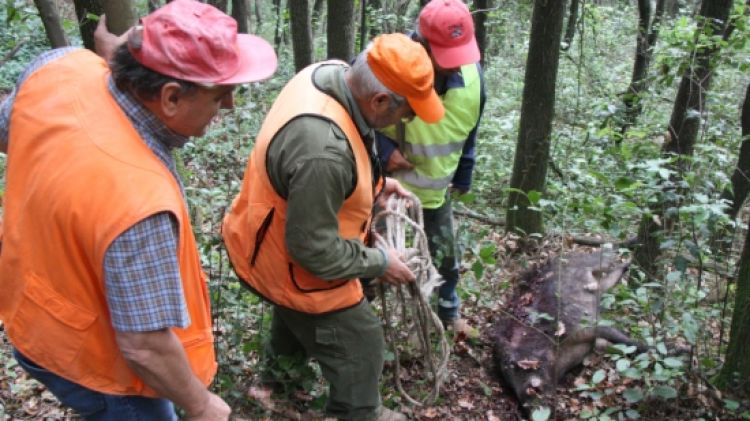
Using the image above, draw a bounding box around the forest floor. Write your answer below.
[1,233,745,420]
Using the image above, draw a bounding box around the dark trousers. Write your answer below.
[423,196,461,321]
[264,300,385,421]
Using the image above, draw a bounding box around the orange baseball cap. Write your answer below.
[367,33,445,124]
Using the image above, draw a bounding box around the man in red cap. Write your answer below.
[223,33,442,421]
[376,0,486,332]
[0,1,276,419]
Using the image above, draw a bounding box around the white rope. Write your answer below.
[371,193,450,406]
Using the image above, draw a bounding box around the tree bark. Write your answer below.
[254,0,263,31]
[713,219,750,394]
[723,84,750,220]
[327,0,356,62]
[561,0,578,50]
[473,0,491,67]
[289,0,313,71]
[232,0,250,33]
[73,0,104,51]
[368,0,382,39]
[273,0,283,49]
[505,0,567,236]
[34,0,69,48]
[100,0,137,35]
[634,0,733,273]
[206,0,228,12]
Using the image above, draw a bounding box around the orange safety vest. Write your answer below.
[0,50,216,396]
[223,62,377,314]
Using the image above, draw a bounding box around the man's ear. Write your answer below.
[158,82,185,118]
[370,92,391,113]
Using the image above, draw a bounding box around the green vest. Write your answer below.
[383,63,481,209]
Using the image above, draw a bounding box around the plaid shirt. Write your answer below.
[0,48,190,332]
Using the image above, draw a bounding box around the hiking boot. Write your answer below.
[375,406,408,421]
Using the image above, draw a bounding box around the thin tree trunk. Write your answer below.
[206,0,228,12]
[634,0,733,273]
[561,0,579,50]
[327,0,356,62]
[312,0,325,35]
[473,0,490,67]
[723,84,750,220]
[506,0,567,236]
[34,0,69,48]
[73,0,104,51]
[273,0,283,49]
[232,0,250,33]
[713,219,750,393]
[289,0,313,71]
[148,0,160,12]
[100,0,137,35]
[359,0,367,51]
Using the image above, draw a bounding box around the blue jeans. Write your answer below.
[423,196,461,321]
[13,349,177,420]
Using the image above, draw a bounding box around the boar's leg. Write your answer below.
[555,326,646,378]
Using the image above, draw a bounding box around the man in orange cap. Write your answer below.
[0,1,276,419]
[223,33,443,420]
[376,0,486,332]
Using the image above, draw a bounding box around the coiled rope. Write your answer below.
[371,193,450,406]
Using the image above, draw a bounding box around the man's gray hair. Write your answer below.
[349,43,407,108]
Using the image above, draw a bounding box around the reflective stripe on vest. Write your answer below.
[222,62,369,314]
[0,50,216,396]
[384,63,481,209]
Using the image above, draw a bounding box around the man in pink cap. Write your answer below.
[0,1,275,419]
[375,0,486,332]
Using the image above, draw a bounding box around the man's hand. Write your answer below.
[187,392,231,421]
[377,177,413,208]
[379,247,416,285]
[385,149,414,172]
[94,15,130,62]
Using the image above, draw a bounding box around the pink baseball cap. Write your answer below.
[130,0,277,85]
[418,0,480,69]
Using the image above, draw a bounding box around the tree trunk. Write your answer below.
[148,0,160,13]
[206,0,228,12]
[73,0,104,51]
[232,0,250,33]
[273,0,283,49]
[254,0,263,30]
[100,0,137,35]
[621,0,665,134]
[723,84,750,220]
[473,0,490,67]
[34,0,68,48]
[713,220,750,393]
[359,0,367,51]
[289,0,313,71]
[312,0,325,35]
[634,0,733,273]
[561,0,578,50]
[327,0,356,62]
[505,0,567,236]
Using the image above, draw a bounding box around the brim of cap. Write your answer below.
[430,37,481,69]
[407,89,445,124]
[216,34,277,84]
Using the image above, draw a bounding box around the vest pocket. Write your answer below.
[11,274,97,365]
[250,207,275,267]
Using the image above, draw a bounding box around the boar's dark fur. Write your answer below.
[491,250,645,410]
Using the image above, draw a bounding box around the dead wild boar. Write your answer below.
[491,250,645,410]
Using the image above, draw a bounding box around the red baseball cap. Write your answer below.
[130,0,277,85]
[368,34,445,124]
[419,0,481,69]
